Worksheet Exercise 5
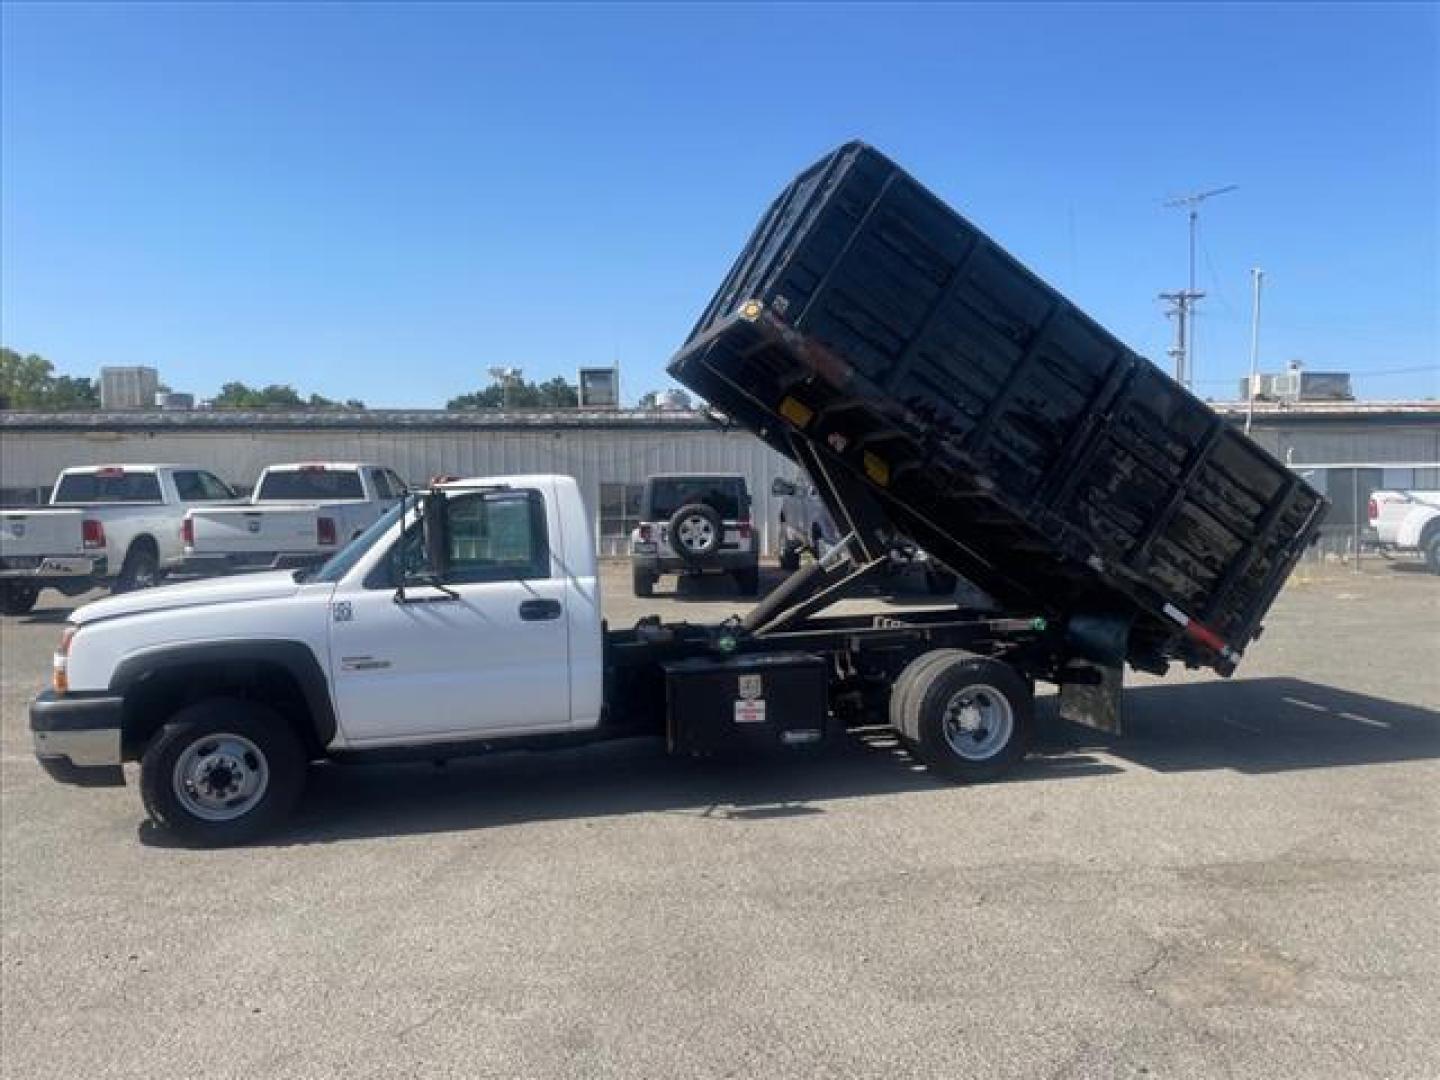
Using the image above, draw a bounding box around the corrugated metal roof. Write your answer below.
[0,408,721,432]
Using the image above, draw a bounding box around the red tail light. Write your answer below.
[1367,497,1379,522]
[738,519,752,540]
[82,519,106,549]
[638,524,653,542]
[317,517,338,546]
[181,517,195,547]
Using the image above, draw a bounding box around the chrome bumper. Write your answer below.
[30,691,125,786]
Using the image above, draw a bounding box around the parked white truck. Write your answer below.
[1369,489,1440,572]
[183,463,405,573]
[30,474,1072,845]
[0,465,239,613]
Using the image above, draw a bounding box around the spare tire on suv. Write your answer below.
[668,503,723,561]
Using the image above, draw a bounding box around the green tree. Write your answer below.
[447,375,578,410]
[211,382,360,410]
[0,348,100,410]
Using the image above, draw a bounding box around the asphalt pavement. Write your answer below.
[1,559,1437,1079]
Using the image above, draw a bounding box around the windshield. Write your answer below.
[54,471,162,503]
[305,499,406,583]
[258,469,364,501]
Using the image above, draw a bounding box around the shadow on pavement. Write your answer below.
[1041,677,1440,775]
[134,676,1438,849]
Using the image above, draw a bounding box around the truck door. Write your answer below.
[326,485,573,744]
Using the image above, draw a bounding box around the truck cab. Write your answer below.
[32,476,603,843]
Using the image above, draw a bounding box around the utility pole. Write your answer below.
[1159,289,1204,385]
[1246,267,1264,434]
[1162,184,1237,388]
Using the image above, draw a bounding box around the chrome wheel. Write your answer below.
[941,684,1014,761]
[172,732,270,822]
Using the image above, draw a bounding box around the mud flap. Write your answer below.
[1057,659,1124,735]
[1057,613,1130,735]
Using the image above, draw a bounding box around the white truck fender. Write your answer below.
[1397,504,1440,549]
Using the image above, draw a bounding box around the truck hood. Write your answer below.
[72,571,322,625]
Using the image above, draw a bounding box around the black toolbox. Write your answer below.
[663,652,830,756]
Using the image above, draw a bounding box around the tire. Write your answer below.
[140,699,307,846]
[778,544,801,572]
[0,580,40,615]
[889,649,967,745]
[667,503,723,562]
[633,565,655,598]
[733,566,760,596]
[113,540,160,593]
[1425,531,1440,575]
[897,652,1032,783]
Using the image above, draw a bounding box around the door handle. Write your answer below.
[518,599,562,621]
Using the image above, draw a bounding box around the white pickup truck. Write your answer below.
[1369,489,1440,572]
[183,463,405,573]
[29,473,1076,846]
[0,465,239,613]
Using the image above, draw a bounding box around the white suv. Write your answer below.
[629,474,759,597]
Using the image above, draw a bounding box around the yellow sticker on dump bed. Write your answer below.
[863,451,890,486]
[779,396,813,429]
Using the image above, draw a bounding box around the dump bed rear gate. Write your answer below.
[670,142,1326,676]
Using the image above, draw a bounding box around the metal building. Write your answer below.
[2,401,1437,556]
[0,409,798,555]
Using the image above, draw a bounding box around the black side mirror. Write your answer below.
[421,491,451,578]
[771,478,796,497]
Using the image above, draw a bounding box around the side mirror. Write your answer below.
[771,478,797,497]
[421,492,451,578]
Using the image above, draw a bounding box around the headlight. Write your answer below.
[53,625,77,694]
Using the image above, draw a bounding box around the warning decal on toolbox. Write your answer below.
[734,699,767,724]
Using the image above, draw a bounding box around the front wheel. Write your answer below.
[139,699,307,846]
[778,544,801,572]
[895,652,1032,783]
[1425,532,1440,575]
[0,580,40,615]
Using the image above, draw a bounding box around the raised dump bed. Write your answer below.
[669,141,1327,676]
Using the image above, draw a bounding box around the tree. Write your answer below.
[0,348,100,410]
[211,382,362,410]
[447,374,579,410]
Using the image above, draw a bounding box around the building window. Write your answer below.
[597,481,645,556]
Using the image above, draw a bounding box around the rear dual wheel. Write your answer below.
[890,650,1032,783]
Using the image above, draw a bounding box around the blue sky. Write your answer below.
[2,2,1436,406]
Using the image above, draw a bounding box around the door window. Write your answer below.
[175,470,237,501]
[380,490,549,586]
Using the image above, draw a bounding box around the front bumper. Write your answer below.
[29,690,125,787]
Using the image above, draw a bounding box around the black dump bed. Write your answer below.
[668,142,1327,676]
